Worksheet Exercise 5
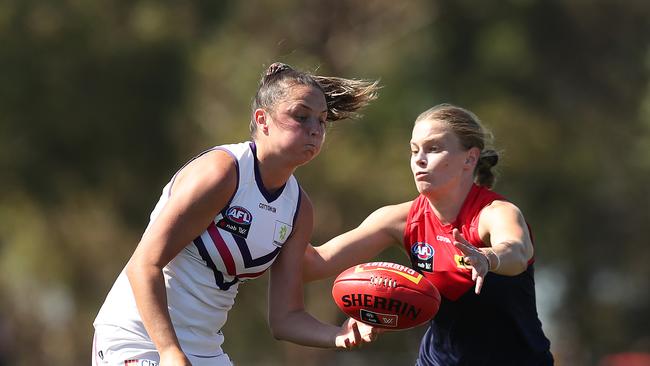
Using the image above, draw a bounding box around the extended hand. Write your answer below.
[453,228,490,294]
[334,318,380,349]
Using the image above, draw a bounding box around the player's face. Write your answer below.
[410,119,471,195]
[266,85,328,166]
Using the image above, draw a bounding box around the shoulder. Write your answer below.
[481,199,523,218]
[290,187,315,232]
[296,187,314,216]
[478,199,527,231]
[171,149,238,198]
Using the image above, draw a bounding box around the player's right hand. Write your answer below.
[335,317,381,349]
[453,228,490,294]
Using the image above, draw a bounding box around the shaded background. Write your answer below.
[1,0,649,365]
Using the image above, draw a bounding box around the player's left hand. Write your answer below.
[335,318,381,349]
[453,228,490,294]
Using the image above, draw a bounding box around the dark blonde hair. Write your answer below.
[415,103,499,188]
[250,62,379,136]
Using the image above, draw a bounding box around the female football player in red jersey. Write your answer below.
[93,63,381,366]
[305,104,554,365]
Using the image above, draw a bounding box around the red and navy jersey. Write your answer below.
[404,184,553,365]
[403,184,509,300]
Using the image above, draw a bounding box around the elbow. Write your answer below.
[269,326,283,341]
[519,242,534,272]
[125,259,137,280]
[125,256,146,279]
[500,260,528,276]
[125,256,160,283]
[512,259,529,275]
[268,319,289,341]
[302,245,327,283]
[505,244,533,276]
[268,309,303,342]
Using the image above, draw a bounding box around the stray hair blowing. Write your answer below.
[250,62,380,136]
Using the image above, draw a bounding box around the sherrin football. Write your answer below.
[332,262,441,330]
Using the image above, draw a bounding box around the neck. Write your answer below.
[254,142,296,192]
[425,179,474,225]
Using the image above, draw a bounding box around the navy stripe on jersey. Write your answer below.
[232,234,281,268]
[193,236,238,291]
[291,187,302,228]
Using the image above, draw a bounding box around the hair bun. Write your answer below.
[479,149,499,167]
[265,62,293,77]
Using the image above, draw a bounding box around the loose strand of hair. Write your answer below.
[314,76,380,122]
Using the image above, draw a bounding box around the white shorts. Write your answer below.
[92,325,232,366]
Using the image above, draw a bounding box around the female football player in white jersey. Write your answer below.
[93,62,380,366]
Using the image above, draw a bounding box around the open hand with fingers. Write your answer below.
[335,318,381,349]
[452,228,492,294]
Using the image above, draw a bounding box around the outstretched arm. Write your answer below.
[303,201,412,282]
[453,200,534,294]
[479,200,534,275]
[268,191,377,348]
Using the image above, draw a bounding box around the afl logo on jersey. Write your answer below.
[411,242,434,272]
[226,206,252,224]
[412,242,434,260]
[217,206,253,238]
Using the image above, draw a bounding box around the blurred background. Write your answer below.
[1,0,649,365]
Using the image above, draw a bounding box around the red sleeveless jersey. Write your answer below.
[403,184,508,301]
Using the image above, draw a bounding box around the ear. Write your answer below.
[464,147,480,168]
[254,108,269,135]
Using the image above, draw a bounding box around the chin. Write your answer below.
[415,182,433,195]
[296,153,318,167]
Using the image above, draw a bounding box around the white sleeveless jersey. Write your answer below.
[94,141,302,357]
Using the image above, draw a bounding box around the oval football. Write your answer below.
[332,262,441,330]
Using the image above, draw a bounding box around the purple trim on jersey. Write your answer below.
[168,146,240,208]
[237,269,267,279]
[231,234,281,268]
[193,236,238,291]
[214,147,240,208]
[188,353,220,359]
[249,141,286,203]
[292,186,302,228]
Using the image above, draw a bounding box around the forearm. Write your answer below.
[304,223,399,282]
[269,310,340,348]
[482,240,532,276]
[303,240,370,282]
[126,262,184,355]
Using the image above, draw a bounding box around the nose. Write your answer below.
[308,119,325,137]
[414,151,427,167]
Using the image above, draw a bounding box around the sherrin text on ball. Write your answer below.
[332,262,441,330]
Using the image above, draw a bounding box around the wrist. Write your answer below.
[485,248,500,271]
